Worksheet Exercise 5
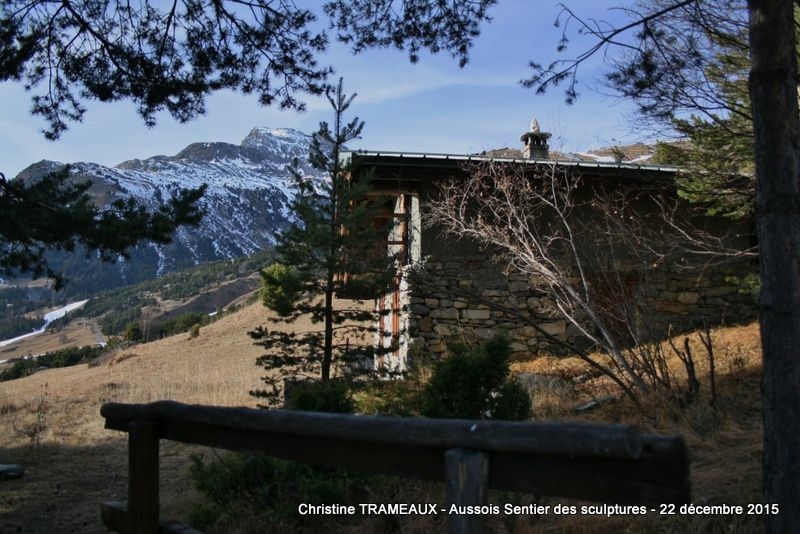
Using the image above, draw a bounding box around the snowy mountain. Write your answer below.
[14,127,321,294]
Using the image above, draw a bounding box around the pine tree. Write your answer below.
[1,1,494,139]
[249,79,396,407]
[605,1,796,222]
[648,20,756,219]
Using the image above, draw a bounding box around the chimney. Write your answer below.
[520,118,551,159]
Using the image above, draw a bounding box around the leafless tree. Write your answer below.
[427,162,637,392]
[586,186,758,278]
[425,160,734,404]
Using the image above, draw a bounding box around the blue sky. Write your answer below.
[0,1,648,178]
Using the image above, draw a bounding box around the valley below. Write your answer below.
[0,318,104,364]
[0,299,282,533]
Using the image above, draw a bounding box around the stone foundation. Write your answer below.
[404,254,758,359]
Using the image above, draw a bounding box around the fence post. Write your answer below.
[445,448,490,534]
[128,420,160,534]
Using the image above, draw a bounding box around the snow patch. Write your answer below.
[576,152,617,163]
[626,154,654,163]
[0,300,89,348]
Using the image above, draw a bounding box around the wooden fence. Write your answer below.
[100,400,689,533]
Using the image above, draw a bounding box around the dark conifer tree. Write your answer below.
[249,79,396,407]
[647,23,756,220]
[1,0,494,139]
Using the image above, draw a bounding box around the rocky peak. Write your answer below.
[240,127,313,161]
[13,160,66,183]
[172,141,245,163]
[10,126,323,287]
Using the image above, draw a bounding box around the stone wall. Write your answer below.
[404,253,758,360]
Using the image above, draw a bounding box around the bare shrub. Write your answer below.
[0,402,18,415]
[13,382,50,446]
[189,324,201,339]
[425,161,727,405]
[109,352,140,367]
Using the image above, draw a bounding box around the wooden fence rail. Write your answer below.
[100,400,690,533]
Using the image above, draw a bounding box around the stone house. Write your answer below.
[342,122,757,372]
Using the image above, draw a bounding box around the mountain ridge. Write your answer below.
[12,127,320,294]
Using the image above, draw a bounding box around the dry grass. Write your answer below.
[507,321,764,532]
[0,312,764,533]
[0,319,104,365]
[0,299,357,533]
[0,305,267,414]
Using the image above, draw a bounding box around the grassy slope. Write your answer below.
[0,275,261,368]
[511,322,763,532]
[0,301,272,533]
[0,319,104,364]
[0,309,763,533]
